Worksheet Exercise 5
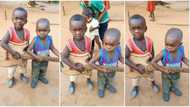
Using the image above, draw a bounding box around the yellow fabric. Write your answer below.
[63,53,92,76]
[0,42,28,67]
[126,52,153,78]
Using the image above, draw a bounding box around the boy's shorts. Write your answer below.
[32,61,48,81]
[98,70,116,90]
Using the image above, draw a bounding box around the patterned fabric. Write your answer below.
[127,36,153,56]
[33,35,52,57]
[66,36,91,55]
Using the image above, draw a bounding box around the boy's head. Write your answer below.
[36,18,50,39]
[103,28,121,52]
[165,28,183,52]
[82,8,93,23]
[128,14,147,39]
[12,7,28,30]
[69,14,87,40]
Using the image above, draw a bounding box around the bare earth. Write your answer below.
[125,1,189,106]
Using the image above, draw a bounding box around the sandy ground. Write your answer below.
[60,1,125,106]
[0,2,59,106]
[125,1,189,106]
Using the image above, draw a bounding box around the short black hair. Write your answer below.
[82,8,93,17]
[12,7,28,17]
[36,18,50,25]
[70,14,86,24]
[104,28,121,42]
[128,14,146,24]
[166,28,183,42]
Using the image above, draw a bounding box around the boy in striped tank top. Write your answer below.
[61,14,94,94]
[125,14,160,98]
[27,18,59,88]
[152,28,189,102]
[1,7,30,88]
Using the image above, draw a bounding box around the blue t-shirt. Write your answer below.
[161,45,185,80]
[33,35,52,56]
[161,45,184,68]
[99,46,121,67]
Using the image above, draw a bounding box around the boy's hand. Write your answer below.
[136,64,145,74]
[181,67,189,73]
[35,56,44,62]
[116,66,124,72]
[12,51,21,59]
[74,63,85,73]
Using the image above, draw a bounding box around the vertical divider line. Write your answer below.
[59,1,62,106]
[124,0,126,107]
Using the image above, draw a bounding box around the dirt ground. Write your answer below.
[60,1,125,106]
[0,1,188,106]
[125,1,189,106]
[0,2,59,106]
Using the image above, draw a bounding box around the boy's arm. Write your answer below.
[61,46,83,72]
[50,42,59,57]
[151,51,170,73]
[89,26,99,32]
[182,56,189,66]
[1,31,21,59]
[98,8,106,22]
[27,39,42,61]
[94,36,102,49]
[119,52,124,64]
[89,51,108,72]
[125,45,145,74]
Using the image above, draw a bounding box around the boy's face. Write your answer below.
[129,18,147,39]
[36,22,50,39]
[70,20,86,40]
[85,16,92,23]
[12,10,27,30]
[165,35,181,52]
[103,35,119,52]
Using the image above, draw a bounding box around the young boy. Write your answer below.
[82,8,102,56]
[151,28,189,102]
[61,14,94,94]
[27,18,59,88]
[125,14,159,97]
[1,7,30,88]
[89,28,124,97]
[80,0,110,42]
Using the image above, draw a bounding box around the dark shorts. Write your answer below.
[32,60,48,81]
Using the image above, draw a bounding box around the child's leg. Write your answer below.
[147,73,160,93]
[150,12,155,21]
[162,73,171,101]
[97,72,106,97]
[68,75,77,94]
[39,61,49,84]
[17,65,29,83]
[90,39,95,58]
[31,61,40,88]
[106,71,117,93]
[84,70,94,90]
[152,12,155,21]
[7,66,16,79]
[171,79,182,96]
[131,77,140,97]
[7,66,17,88]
